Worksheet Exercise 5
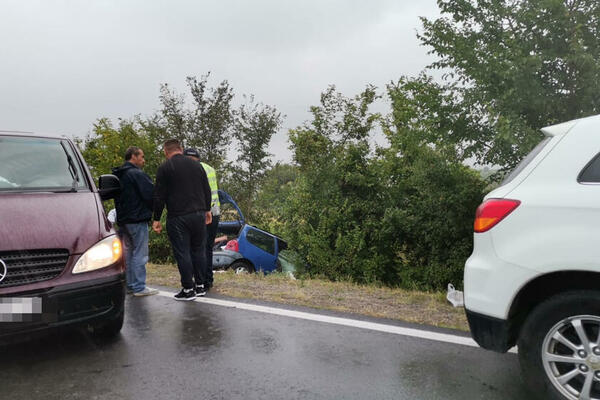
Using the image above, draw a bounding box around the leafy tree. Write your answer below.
[283,86,388,283]
[77,118,161,180]
[158,85,188,144]
[279,83,486,289]
[419,0,600,170]
[77,75,283,264]
[252,163,299,233]
[380,80,487,288]
[158,73,234,170]
[223,96,283,219]
[157,74,284,216]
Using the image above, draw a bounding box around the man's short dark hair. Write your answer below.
[163,139,182,154]
[125,146,141,161]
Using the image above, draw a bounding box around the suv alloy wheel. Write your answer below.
[518,291,600,400]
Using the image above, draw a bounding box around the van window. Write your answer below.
[578,152,600,183]
[0,136,89,192]
[246,229,275,255]
[502,136,552,185]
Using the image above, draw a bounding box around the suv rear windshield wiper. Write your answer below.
[60,141,79,192]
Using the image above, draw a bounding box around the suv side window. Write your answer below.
[578,152,600,183]
[246,229,275,255]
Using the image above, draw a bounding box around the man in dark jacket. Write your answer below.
[183,147,220,292]
[152,139,212,301]
[112,146,158,297]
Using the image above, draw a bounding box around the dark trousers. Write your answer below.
[166,212,207,289]
[205,214,220,286]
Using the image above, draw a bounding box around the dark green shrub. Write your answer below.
[148,214,173,263]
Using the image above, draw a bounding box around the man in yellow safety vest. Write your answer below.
[184,148,220,291]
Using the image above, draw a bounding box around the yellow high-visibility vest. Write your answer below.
[201,162,220,216]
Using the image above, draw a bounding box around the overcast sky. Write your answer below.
[0,0,440,162]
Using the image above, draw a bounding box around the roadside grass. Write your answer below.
[146,263,469,331]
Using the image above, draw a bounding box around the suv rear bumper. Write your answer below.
[466,309,513,353]
[0,274,125,339]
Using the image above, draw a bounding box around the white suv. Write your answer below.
[465,114,600,400]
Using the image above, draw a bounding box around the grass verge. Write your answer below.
[146,263,469,331]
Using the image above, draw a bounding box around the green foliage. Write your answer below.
[157,74,284,215]
[251,163,299,233]
[158,73,235,170]
[148,213,173,263]
[385,75,483,163]
[419,0,600,170]
[77,118,162,181]
[282,86,395,284]
[276,85,486,290]
[222,96,283,221]
[378,145,485,290]
[76,75,283,265]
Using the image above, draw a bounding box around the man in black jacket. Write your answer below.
[152,139,212,301]
[112,146,158,297]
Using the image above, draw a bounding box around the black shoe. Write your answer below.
[195,284,207,297]
[174,288,196,301]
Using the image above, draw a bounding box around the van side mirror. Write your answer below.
[98,174,121,201]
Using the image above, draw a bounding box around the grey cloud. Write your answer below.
[0,0,440,161]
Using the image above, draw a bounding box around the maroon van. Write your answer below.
[0,131,125,341]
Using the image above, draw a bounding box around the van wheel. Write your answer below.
[230,260,254,274]
[92,310,124,339]
[518,291,600,400]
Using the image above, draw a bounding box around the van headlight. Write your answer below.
[72,235,122,274]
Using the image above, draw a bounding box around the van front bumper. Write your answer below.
[0,274,125,339]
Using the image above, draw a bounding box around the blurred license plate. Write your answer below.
[0,297,42,322]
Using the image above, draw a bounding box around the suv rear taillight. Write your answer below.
[474,199,521,233]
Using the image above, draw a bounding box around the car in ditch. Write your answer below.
[0,131,124,343]
[212,190,293,274]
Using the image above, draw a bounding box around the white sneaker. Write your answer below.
[133,287,159,297]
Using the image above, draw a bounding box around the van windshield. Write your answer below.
[0,136,89,192]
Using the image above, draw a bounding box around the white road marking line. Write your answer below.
[153,289,517,353]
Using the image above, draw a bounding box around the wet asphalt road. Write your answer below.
[0,290,531,400]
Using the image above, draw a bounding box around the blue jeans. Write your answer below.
[122,222,149,293]
[166,212,207,289]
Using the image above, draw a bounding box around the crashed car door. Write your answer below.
[217,190,245,235]
[240,226,278,273]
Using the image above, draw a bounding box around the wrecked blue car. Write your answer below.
[213,190,290,274]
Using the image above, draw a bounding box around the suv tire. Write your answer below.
[518,290,600,400]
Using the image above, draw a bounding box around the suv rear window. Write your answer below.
[502,136,552,185]
[578,152,600,183]
[0,136,89,192]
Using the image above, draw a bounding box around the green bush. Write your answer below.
[148,213,174,263]
[385,146,486,289]
[271,86,486,290]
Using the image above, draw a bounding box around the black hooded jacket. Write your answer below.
[112,162,154,224]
